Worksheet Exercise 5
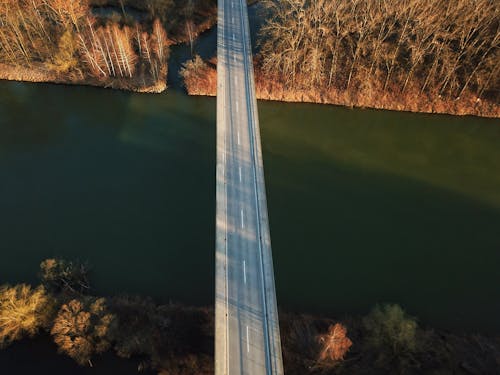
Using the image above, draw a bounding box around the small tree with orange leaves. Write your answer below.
[318,323,353,362]
[0,284,54,349]
[51,298,116,366]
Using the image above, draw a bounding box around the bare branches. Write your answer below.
[0,0,88,64]
[317,323,353,362]
[0,284,53,348]
[259,0,500,99]
[0,0,169,88]
[79,21,138,79]
[51,298,115,366]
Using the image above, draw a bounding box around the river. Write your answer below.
[1,76,500,335]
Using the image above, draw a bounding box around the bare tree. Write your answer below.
[259,0,499,100]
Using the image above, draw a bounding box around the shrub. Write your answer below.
[51,30,80,73]
[318,323,353,362]
[110,295,166,359]
[180,55,216,95]
[40,258,91,294]
[0,284,54,348]
[363,303,419,369]
[51,297,116,366]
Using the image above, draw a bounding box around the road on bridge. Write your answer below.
[215,0,284,374]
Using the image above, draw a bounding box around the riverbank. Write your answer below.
[181,57,500,118]
[2,1,497,118]
[3,310,500,375]
[179,0,500,119]
[0,62,167,93]
[1,259,499,374]
[0,0,217,93]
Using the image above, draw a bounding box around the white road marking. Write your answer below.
[231,2,233,8]
[240,209,244,228]
[246,325,250,352]
[232,16,234,23]
[237,131,240,145]
[233,33,235,41]
[235,76,238,85]
[239,166,242,181]
[236,101,239,113]
[243,260,246,284]
[233,55,236,63]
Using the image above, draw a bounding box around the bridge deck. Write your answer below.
[215,0,284,374]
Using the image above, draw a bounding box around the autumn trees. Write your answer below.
[318,323,352,362]
[51,298,115,366]
[0,0,170,90]
[78,17,169,83]
[0,260,113,366]
[0,261,420,374]
[259,0,499,101]
[3,261,498,374]
[0,284,54,348]
[180,54,217,95]
[0,0,79,64]
[0,258,214,371]
[0,0,89,64]
[40,258,90,294]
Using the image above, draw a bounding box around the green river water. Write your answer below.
[0,79,499,334]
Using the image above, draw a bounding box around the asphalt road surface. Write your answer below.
[215,0,284,374]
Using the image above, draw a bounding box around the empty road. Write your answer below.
[215,0,284,374]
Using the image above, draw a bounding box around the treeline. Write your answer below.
[259,0,499,101]
[0,259,214,372]
[0,0,217,92]
[0,0,169,90]
[89,0,217,42]
[0,258,350,372]
[2,258,500,374]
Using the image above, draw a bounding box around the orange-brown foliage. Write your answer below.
[180,55,216,96]
[317,323,353,362]
[260,0,500,101]
[51,298,115,366]
[79,19,138,78]
[0,1,169,90]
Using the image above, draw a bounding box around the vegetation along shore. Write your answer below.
[1,259,499,374]
[182,0,500,118]
[0,0,217,92]
[0,0,498,117]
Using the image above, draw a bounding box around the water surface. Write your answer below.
[1,80,499,334]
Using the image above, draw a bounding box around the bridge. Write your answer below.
[215,0,284,374]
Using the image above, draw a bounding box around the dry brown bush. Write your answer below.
[317,323,352,362]
[0,284,53,348]
[40,258,90,295]
[51,298,115,366]
[180,54,216,95]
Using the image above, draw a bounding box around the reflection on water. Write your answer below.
[0,80,499,333]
